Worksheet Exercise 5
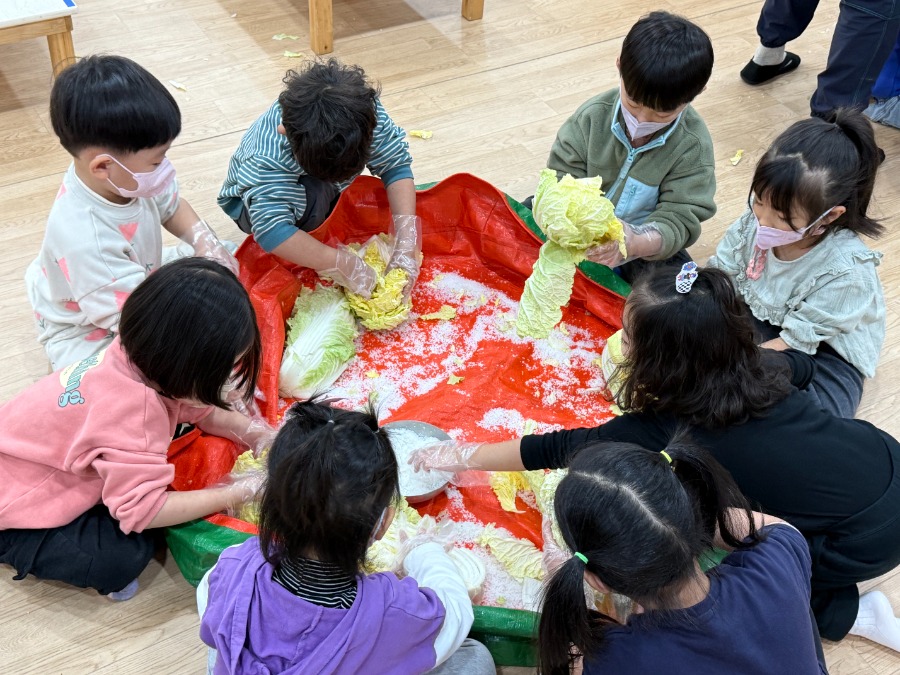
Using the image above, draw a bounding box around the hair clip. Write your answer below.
[675,262,698,294]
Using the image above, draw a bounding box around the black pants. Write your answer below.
[235,175,340,235]
[614,249,692,286]
[0,505,155,595]
[755,0,900,115]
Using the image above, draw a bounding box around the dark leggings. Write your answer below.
[0,505,156,595]
[235,175,340,235]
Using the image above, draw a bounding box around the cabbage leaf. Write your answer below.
[279,284,358,399]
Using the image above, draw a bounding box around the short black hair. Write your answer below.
[619,11,714,112]
[119,257,261,409]
[50,54,182,156]
[257,399,398,577]
[278,59,380,183]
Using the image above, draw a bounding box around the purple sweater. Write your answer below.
[199,540,447,674]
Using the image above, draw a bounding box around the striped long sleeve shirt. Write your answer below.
[218,99,413,251]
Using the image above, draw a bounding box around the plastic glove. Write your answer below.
[186,220,240,275]
[409,440,482,473]
[395,517,457,573]
[319,245,378,298]
[243,419,277,458]
[586,221,663,267]
[541,513,569,578]
[223,472,265,516]
[386,214,422,302]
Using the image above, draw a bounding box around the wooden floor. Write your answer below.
[0,0,898,672]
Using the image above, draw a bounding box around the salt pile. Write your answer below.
[387,427,449,498]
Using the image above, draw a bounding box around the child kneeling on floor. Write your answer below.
[0,258,272,600]
[198,400,494,675]
[538,440,827,674]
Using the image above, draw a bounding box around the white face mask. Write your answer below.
[619,90,673,140]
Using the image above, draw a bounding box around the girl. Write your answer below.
[709,108,885,418]
[411,265,900,651]
[0,258,271,600]
[198,400,495,675]
[539,440,826,674]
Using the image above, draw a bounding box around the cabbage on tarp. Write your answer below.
[165,173,629,667]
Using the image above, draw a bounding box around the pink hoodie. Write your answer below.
[0,339,211,534]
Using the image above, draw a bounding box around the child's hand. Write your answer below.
[386,214,422,302]
[395,517,457,572]
[409,440,481,474]
[586,222,663,266]
[244,419,277,458]
[224,472,265,515]
[189,220,240,276]
[320,245,378,298]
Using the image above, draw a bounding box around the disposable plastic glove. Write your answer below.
[586,221,663,267]
[386,214,422,301]
[243,419,277,458]
[541,513,568,578]
[186,220,240,275]
[409,440,482,473]
[224,472,265,516]
[319,245,378,298]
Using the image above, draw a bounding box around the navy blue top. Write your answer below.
[584,525,827,675]
[584,525,828,675]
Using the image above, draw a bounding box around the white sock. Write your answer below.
[848,590,900,652]
[753,44,786,67]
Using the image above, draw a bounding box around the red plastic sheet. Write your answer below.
[170,173,625,548]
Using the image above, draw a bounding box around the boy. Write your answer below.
[547,11,716,283]
[218,59,421,299]
[27,55,236,370]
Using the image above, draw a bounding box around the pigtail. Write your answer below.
[538,557,609,675]
[664,432,760,550]
[827,108,883,238]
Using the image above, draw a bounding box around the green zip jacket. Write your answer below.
[547,88,716,259]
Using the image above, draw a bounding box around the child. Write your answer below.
[538,440,827,674]
[198,400,495,675]
[412,265,900,651]
[218,59,422,300]
[0,258,272,600]
[546,11,716,283]
[26,55,238,371]
[709,108,885,418]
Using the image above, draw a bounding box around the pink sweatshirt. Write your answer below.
[0,338,212,534]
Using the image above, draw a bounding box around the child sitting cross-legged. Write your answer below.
[198,400,495,675]
[27,55,238,371]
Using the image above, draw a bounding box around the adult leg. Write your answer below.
[428,638,495,675]
[0,505,155,595]
[810,0,900,116]
[740,0,817,83]
[865,34,900,128]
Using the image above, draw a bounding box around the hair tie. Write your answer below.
[573,552,588,564]
[660,450,673,465]
[326,419,335,425]
[675,261,698,294]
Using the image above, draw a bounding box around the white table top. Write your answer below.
[0,0,78,30]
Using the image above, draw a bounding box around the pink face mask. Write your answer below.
[103,155,176,199]
[619,87,674,140]
[753,209,831,250]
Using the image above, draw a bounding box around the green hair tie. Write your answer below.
[573,552,588,564]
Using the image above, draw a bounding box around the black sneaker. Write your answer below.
[740,52,801,85]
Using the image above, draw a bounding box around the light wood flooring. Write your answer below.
[0,0,899,672]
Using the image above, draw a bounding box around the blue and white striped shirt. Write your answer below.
[218,99,413,251]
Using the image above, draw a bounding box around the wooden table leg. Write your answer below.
[308,0,333,55]
[46,16,75,75]
[461,0,484,21]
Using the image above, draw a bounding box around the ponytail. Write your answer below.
[537,438,760,671]
[826,108,883,238]
[538,556,612,675]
